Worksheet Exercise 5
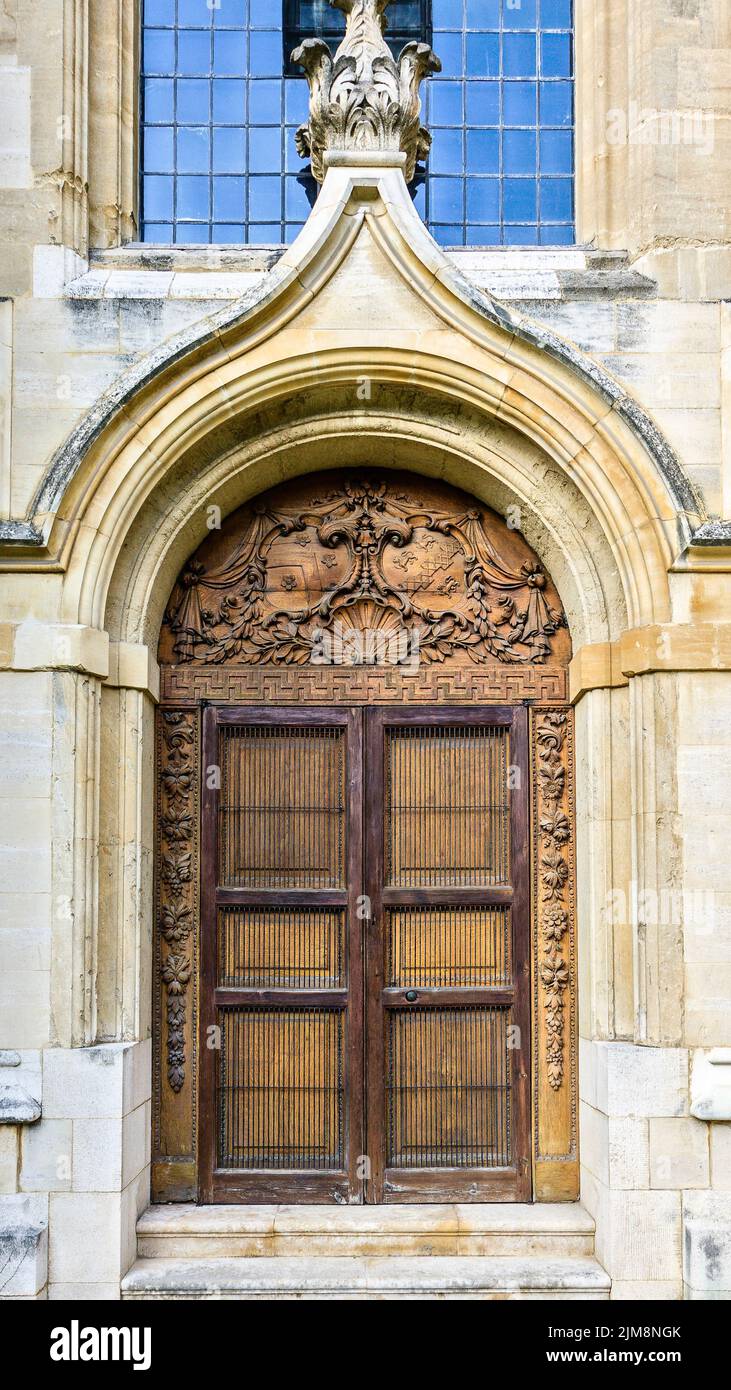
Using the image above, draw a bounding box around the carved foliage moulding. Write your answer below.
[158,472,571,679]
[155,712,199,1101]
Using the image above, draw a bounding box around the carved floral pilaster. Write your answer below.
[157,712,198,1093]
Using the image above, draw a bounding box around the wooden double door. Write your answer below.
[200,704,531,1204]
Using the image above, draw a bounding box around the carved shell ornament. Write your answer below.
[162,474,567,669]
[292,0,441,183]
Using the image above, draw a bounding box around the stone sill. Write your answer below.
[72,245,652,304]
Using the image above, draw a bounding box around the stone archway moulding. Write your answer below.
[0,164,705,653]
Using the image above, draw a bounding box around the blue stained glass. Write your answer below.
[177,175,210,218]
[465,0,500,25]
[249,30,281,75]
[467,129,499,174]
[213,125,246,171]
[250,0,275,25]
[541,223,574,244]
[177,79,210,122]
[144,175,174,219]
[541,31,572,76]
[249,223,281,242]
[177,126,210,172]
[432,225,464,246]
[213,224,247,241]
[504,177,537,221]
[432,0,462,26]
[214,31,247,74]
[540,176,573,220]
[465,81,499,126]
[505,223,538,244]
[178,30,211,73]
[144,126,174,171]
[430,178,463,221]
[212,79,246,121]
[249,125,282,172]
[285,223,304,242]
[144,78,174,122]
[141,1,575,247]
[466,32,499,77]
[466,224,501,245]
[435,32,463,78]
[540,79,572,126]
[285,79,309,124]
[503,32,536,76]
[176,222,210,243]
[214,175,246,220]
[503,80,537,124]
[214,0,249,24]
[178,0,213,26]
[285,176,313,219]
[143,30,176,73]
[411,180,427,217]
[430,81,464,126]
[540,0,572,28]
[249,175,281,220]
[503,0,537,28]
[431,128,464,175]
[466,177,499,222]
[285,131,305,172]
[503,127,536,174]
[249,79,282,123]
[144,0,176,26]
[144,222,174,242]
[540,128,572,173]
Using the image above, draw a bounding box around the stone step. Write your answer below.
[122,1254,610,1301]
[137,1202,596,1259]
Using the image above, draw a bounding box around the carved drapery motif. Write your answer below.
[161,474,568,672]
[292,0,441,182]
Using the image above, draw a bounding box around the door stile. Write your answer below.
[199,704,365,1203]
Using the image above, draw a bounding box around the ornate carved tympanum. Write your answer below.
[159,472,570,674]
[292,0,441,182]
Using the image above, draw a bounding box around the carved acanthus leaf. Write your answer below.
[292,0,441,183]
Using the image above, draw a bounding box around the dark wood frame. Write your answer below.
[199,704,365,1203]
[364,705,532,1203]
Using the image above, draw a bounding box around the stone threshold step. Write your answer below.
[138,1202,596,1259]
[122,1255,610,1301]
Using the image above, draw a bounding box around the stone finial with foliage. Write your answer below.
[292,0,441,183]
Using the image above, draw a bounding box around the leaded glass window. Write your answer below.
[140,0,574,247]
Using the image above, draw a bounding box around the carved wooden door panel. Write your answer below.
[364,706,531,1203]
[199,706,364,1203]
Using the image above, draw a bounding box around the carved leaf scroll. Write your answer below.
[535,710,573,1091]
[292,0,441,183]
[158,711,196,1093]
[161,473,568,672]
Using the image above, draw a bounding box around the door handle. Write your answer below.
[404,990,419,1003]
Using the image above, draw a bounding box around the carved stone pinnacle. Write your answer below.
[291,0,441,184]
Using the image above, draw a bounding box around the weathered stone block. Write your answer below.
[649,1117,710,1189]
[683,1192,731,1298]
[596,1042,689,1119]
[20,1119,72,1192]
[0,1194,48,1297]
